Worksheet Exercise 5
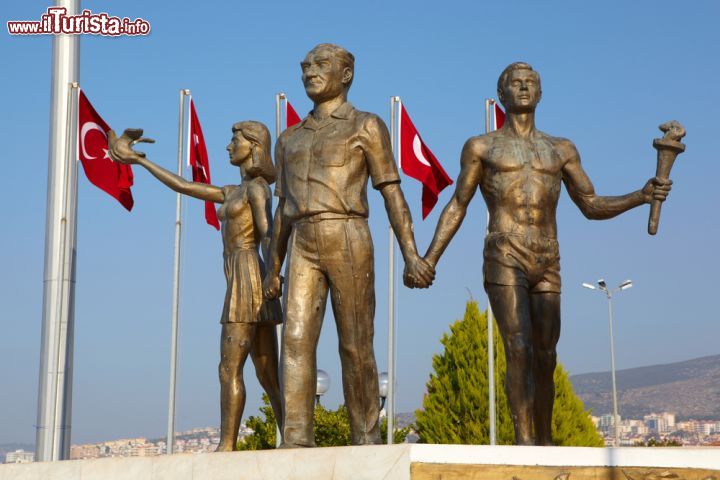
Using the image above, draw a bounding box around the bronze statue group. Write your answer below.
[109,43,674,449]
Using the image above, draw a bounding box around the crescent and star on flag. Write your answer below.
[80,121,112,161]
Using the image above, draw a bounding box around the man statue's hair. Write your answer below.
[310,43,355,89]
[497,62,541,94]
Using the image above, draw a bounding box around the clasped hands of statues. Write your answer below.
[261,251,435,300]
[402,253,435,289]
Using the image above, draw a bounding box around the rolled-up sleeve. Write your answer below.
[361,114,400,189]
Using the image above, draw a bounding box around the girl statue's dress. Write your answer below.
[218,180,282,326]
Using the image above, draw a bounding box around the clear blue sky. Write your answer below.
[1,1,718,445]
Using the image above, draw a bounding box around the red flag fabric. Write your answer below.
[77,90,134,211]
[494,102,505,130]
[399,103,453,219]
[188,99,220,230]
[286,100,301,128]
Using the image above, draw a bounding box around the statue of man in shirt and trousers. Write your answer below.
[263,43,435,448]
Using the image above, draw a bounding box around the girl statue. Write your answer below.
[108,123,283,451]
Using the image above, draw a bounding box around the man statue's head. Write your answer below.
[497,62,542,113]
[301,43,355,103]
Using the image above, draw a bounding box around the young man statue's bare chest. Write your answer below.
[480,132,565,226]
[486,132,564,176]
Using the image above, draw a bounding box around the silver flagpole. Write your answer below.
[36,0,80,461]
[387,96,400,444]
[275,93,283,140]
[167,89,190,454]
[485,98,497,445]
[484,98,497,446]
[273,92,284,447]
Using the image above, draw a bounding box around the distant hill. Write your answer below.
[569,354,720,420]
[396,412,416,429]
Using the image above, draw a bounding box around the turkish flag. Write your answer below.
[188,99,220,230]
[494,103,505,130]
[399,103,453,219]
[77,90,134,211]
[286,99,301,128]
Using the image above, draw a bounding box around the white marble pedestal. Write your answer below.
[2,444,719,480]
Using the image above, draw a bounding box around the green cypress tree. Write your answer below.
[415,301,514,444]
[415,300,602,446]
[552,365,604,446]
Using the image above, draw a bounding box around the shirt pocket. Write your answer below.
[313,136,347,167]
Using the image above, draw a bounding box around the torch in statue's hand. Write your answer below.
[648,120,686,235]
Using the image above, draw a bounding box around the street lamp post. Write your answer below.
[582,278,632,447]
[378,372,389,413]
[316,369,330,406]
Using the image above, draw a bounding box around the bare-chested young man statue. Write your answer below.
[423,62,671,445]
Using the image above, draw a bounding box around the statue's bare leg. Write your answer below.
[250,323,284,435]
[530,292,561,446]
[217,323,256,452]
[486,284,534,445]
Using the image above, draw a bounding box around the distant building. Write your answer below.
[598,413,620,433]
[677,420,696,432]
[697,421,716,436]
[622,419,647,436]
[70,444,102,460]
[664,412,676,430]
[644,416,667,434]
[129,441,158,457]
[644,412,675,433]
[5,450,34,464]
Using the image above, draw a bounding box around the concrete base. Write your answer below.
[2,444,719,480]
